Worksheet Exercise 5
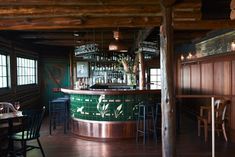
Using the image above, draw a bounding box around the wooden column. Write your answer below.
[139,52,145,90]
[160,0,176,157]
[231,0,235,20]
[69,50,74,88]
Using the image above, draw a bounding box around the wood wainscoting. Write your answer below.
[177,53,235,142]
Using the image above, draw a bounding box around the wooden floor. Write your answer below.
[25,115,235,157]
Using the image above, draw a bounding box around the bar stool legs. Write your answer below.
[49,98,69,135]
[136,102,157,144]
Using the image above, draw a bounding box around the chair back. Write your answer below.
[0,102,17,113]
[21,106,45,140]
[215,99,229,122]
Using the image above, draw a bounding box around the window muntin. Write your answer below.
[17,57,38,85]
[150,68,161,89]
[0,54,9,88]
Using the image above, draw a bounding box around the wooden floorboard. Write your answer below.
[24,115,235,157]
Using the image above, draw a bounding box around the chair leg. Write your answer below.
[222,123,228,142]
[136,106,141,142]
[37,138,45,157]
[151,106,157,143]
[22,141,27,157]
[143,106,146,144]
[198,120,201,136]
[49,114,52,135]
[204,120,208,143]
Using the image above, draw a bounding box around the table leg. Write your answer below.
[211,97,215,157]
[7,119,14,156]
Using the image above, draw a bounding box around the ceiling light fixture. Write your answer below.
[109,30,127,52]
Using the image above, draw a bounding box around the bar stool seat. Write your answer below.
[136,101,158,144]
[49,98,69,135]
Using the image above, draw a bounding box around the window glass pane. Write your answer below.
[2,77,6,87]
[0,54,8,88]
[0,66,2,76]
[2,56,6,65]
[0,77,3,87]
[17,57,38,85]
[150,69,157,75]
[150,68,161,89]
[150,84,157,89]
[150,76,157,82]
[2,68,6,76]
[0,56,2,65]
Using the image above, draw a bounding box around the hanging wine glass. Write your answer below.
[14,101,20,111]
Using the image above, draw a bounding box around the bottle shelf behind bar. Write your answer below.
[74,52,136,89]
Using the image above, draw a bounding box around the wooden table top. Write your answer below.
[0,111,23,120]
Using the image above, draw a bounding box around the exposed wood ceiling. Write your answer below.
[0,0,233,52]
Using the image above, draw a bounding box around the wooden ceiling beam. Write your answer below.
[173,11,201,21]
[173,0,201,11]
[19,32,137,40]
[174,20,235,30]
[0,13,161,19]
[0,17,162,30]
[174,30,209,39]
[0,0,160,6]
[0,5,161,17]
[33,40,134,47]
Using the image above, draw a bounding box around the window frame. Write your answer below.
[149,68,161,90]
[0,52,10,89]
[16,56,38,86]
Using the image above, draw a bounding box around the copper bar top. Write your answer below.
[61,88,161,95]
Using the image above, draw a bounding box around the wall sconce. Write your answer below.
[187,52,192,59]
[231,41,235,51]
[180,54,184,61]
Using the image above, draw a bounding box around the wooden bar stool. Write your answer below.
[49,98,69,135]
[136,101,157,144]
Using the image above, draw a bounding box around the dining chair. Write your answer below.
[197,99,229,142]
[8,106,46,157]
[0,102,20,156]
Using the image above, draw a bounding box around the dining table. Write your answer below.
[0,111,24,155]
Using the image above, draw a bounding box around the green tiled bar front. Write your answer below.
[70,94,146,121]
[61,88,161,138]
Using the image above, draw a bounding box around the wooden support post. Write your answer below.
[211,97,215,157]
[160,0,176,157]
[231,0,235,20]
[69,51,74,88]
[139,52,145,90]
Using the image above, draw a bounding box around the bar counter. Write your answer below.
[61,88,160,139]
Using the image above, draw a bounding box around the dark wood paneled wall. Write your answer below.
[0,36,41,109]
[178,53,235,142]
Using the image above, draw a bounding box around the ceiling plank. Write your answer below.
[173,0,201,11]
[0,0,160,6]
[174,20,235,30]
[33,40,134,47]
[0,5,161,18]
[173,10,201,21]
[19,32,137,40]
[0,17,162,30]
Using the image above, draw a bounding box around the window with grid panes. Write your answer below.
[17,57,38,85]
[150,68,161,89]
[0,54,9,88]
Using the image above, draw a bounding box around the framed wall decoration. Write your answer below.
[76,61,89,78]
